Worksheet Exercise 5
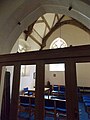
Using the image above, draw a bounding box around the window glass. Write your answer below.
[49,37,67,71]
[50,37,67,49]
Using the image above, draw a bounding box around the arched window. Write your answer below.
[49,37,67,71]
[50,37,67,49]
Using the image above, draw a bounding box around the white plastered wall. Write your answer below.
[10,23,90,88]
[0,0,90,117]
[45,24,90,86]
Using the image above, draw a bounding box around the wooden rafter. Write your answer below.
[41,15,65,50]
[40,15,90,50]
[43,25,47,37]
[41,16,50,30]
[52,14,60,28]
[52,14,57,28]
[36,19,44,23]
[29,34,42,47]
[56,14,60,20]
[33,28,42,39]
[24,21,36,40]
[24,14,90,51]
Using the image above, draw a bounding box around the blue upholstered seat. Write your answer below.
[82,95,90,99]
[52,85,59,95]
[56,100,66,115]
[45,99,55,110]
[20,95,30,107]
[19,96,35,117]
[19,96,30,116]
[59,86,65,94]
[23,87,33,95]
[45,99,56,119]
[30,97,35,107]
[85,102,90,107]
[82,95,90,103]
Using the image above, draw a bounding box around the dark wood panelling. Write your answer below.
[9,64,21,120]
[35,62,45,120]
[1,45,90,120]
[0,65,2,84]
[0,45,90,64]
[65,61,79,120]
[1,72,10,120]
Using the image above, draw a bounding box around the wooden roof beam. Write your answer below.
[41,16,50,30]
[36,19,44,23]
[29,34,42,47]
[24,21,36,40]
[41,16,90,50]
[41,15,65,50]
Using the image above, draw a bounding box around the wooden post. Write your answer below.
[0,65,2,84]
[65,61,79,120]
[35,61,45,120]
[1,71,10,120]
[9,64,21,120]
[0,66,6,119]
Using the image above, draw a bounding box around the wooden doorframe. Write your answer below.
[35,61,45,120]
[65,61,79,120]
[0,45,90,120]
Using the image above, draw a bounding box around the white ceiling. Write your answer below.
[0,0,89,54]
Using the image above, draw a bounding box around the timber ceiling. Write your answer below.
[22,13,90,50]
